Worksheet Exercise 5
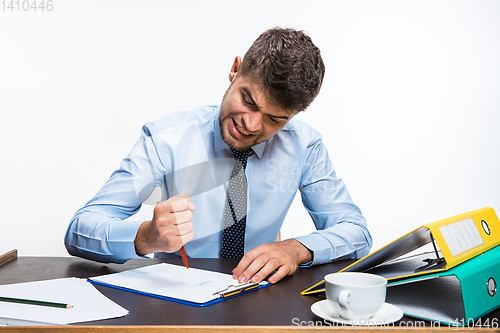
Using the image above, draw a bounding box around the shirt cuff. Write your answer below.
[108,220,145,263]
[293,233,334,267]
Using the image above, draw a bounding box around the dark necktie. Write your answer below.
[221,148,251,258]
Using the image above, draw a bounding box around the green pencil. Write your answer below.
[0,296,72,309]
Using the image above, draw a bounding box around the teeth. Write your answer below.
[235,121,251,136]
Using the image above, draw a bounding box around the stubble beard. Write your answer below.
[219,94,261,151]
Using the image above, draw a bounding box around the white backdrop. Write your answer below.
[1,0,499,258]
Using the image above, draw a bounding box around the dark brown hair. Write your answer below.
[239,27,325,113]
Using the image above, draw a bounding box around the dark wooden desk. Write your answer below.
[0,257,498,332]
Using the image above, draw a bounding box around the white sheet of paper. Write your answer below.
[0,277,128,325]
[90,263,260,304]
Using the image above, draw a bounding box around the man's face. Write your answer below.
[219,75,295,151]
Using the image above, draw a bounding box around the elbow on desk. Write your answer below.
[64,237,128,265]
[63,215,128,264]
[64,215,79,256]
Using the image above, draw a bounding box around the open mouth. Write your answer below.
[233,118,253,136]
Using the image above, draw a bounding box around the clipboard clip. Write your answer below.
[213,282,260,298]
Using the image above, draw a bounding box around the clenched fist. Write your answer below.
[134,193,195,256]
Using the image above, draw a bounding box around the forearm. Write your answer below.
[65,212,144,263]
[134,220,153,256]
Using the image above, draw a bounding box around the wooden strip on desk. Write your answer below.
[0,249,17,267]
[0,326,498,332]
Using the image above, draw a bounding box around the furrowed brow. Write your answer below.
[241,86,291,120]
[241,87,257,105]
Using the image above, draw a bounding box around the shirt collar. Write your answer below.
[213,107,229,152]
[213,105,267,159]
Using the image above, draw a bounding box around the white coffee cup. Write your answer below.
[325,272,387,320]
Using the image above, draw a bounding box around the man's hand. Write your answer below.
[232,239,313,284]
[134,193,195,256]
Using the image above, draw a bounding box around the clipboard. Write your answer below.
[89,263,269,307]
[301,207,500,295]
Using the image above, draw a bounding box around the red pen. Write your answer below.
[156,200,190,269]
[180,246,189,269]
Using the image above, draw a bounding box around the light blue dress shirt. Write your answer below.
[65,105,372,265]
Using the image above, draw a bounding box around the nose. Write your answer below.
[242,110,262,133]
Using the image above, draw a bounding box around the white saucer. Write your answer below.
[311,300,403,326]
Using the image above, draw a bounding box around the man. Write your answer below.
[65,27,372,284]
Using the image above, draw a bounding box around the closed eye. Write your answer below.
[242,95,255,106]
[268,115,280,124]
[240,87,257,107]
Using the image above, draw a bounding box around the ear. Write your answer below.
[229,56,242,82]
